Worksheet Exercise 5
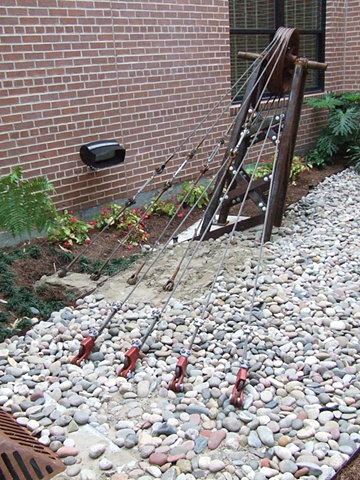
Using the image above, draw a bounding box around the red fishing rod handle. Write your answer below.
[230,362,249,408]
[118,342,141,379]
[71,336,96,367]
[169,355,189,392]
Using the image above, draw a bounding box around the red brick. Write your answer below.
[1,0,358,211]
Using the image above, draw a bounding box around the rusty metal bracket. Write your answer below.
[71,303,122,366]
[71,329,97,366]
[168,348,190,392]
[230,359,250,408]
[117,339,142,378]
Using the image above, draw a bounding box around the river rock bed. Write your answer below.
[0,168,359,480]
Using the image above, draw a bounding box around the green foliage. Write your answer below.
[146,200,177,217]
[176,181,209,208]
[93,204,122,228]
[27,245,41,259]
[0,247,66,340]
[93,205,149,246]
[116,209,149,246]
[328,107,359,137]
[305,92,343,110]
[0,324,15,342]
[346,145,360,172]
[15,318,32,331]
[245,156,310,184]
[0,166,56,238]
[47,210,94,247]
[305,91,360,171]
[0,312,11,324]
[78,254,140,276]
[102,255,141,276]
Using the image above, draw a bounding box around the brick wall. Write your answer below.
[343,0,360,90]
[1,0,358,215]
[324,0,347,92]
[299,0,360,153]
[1,0,231,211]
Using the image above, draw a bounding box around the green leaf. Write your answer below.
[347,145,360,172]
[306,92,342,110]
[328,107,359,137]
[0,168,56,237]
[316,135,340,157]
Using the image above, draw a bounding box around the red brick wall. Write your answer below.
[299,0,360,152]
[1,1,358,215]
[1,0,230,211]
[324,0,347,92]
[343,0,360,90]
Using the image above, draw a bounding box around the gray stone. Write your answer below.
[257,425,275,447]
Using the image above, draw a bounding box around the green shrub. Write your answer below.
[146,200,177,217]
[245,156,310,183]
[176,181,209,208]
[93,205,149,246]
[47,210,93,247]
[305,91,360,171]
[0,166,56,237]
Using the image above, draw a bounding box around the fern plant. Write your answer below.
[305,91,360,171]
[0,166,56,237]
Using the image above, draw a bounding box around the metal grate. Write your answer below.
[0,409,65,480]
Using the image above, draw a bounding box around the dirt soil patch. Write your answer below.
[2,162,345,305]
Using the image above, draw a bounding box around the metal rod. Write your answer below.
[238,51,327,71]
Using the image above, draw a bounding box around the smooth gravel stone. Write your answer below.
[257,426,275,447]
[248,431,262,448]
[279,459,297,474]
[198,456,212,469]
[56,415,72,427]
[176,459,192,473]
[208,430,227,449]
[99,458,113,470]
[152,423,177,436]
[0,375,16,384]
[260,467,280,478]
[296,462,323,476]
[208,459,226,473]
[339,445,356,455]
[274,446,294,461]
[59,380,73,391]
[222,416,241,432]
[149,452,167,466]
[5,367,23,378]
[137,380,150,398]
[73,410,90,425]
[88,443,106,459]
[253,473,267,480]
[185,405,209,416]
[260,390,274,403]
[66,465,82,477]
[318,411,334,424]
[238,411,255,423]
[291,419,304,430]
[297,425,316,439]
[141,445,155,458]
[194,436,208,454]
[124,434,139,448]
[57,446,80,458]
[315,432,332,443]
[68,394,86,407]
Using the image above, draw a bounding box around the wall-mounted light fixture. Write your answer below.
[80,140,126,170]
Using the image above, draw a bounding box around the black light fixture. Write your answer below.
[80,140,126,170]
